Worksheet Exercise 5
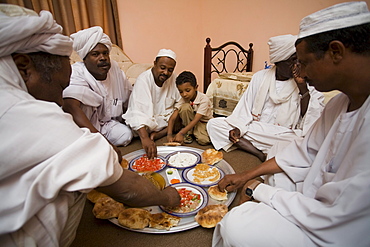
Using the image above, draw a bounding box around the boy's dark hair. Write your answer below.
[176,71,197,87]
[295,23,370,59]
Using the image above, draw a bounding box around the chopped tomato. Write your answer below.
[132,155,164,172]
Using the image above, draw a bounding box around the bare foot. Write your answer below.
[235,139,266,162]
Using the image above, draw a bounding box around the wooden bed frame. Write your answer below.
[203,37,254,92]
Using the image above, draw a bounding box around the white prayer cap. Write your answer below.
[268,34,297,63]
[298,1,370,39]
[0,4,73,57]
[71,26,112,59]
[156,49,177,61]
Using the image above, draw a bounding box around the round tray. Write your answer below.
[109,146,236,234]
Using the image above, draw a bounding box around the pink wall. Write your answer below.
[117,0,370,92]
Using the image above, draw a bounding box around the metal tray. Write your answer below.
[109,146,236,234]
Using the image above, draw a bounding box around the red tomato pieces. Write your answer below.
[132,155,164,172]
[175,188,201,213]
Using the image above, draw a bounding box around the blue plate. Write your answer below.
[165,150,201,169]
[159,183,208,217]
[182,165,225,187]
[128,155,166,173]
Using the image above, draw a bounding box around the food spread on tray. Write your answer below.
[90,147,235,233]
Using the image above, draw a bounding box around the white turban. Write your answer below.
[71,26,112,59]
[0,4,73,57]
[156,49,177,61]
[298,1,370,39]
[268,34,297,63]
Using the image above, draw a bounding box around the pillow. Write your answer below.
[219,72,253,82]
[126,63,153,85]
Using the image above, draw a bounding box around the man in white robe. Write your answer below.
[63,26,133,150]
[213,2,370,246]
[0,5,180,247]
[122,49,182,159]
[207,34,324,162]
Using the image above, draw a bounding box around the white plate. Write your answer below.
[128,155,166,173]
[182,165,225,187]
[109,146,236,234]
[165,168,182,185]
[159,183,208,217]
[166,150,201,169]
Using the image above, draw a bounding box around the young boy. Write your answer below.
[167,71,213,145]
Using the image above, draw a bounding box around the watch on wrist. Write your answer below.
[245,187,254,199]
[245,180,261,200]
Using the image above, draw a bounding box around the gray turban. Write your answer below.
[71,26,112,59]
[0,4,73,57]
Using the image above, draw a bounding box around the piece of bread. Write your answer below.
[192,163,221,183]
[121,158,129,169]
[195,204,228,228]
[118,208,151,229]
[208,185,228,201]
[87,189,109,203]
[163,142,181,146]
[201,149,223,165]
[149,212,181,231]
[92,197,125,219]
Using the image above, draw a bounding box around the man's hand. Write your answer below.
[167,134,175,143]
[173,133,185,144]
[218,173,250,193]
[160,186,181,207]
[229,128,241,143]
[141,137,157,160]
[292,63,306,85]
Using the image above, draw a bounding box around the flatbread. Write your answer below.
[121,158,129,169]
[192,163,221,183]
[118,208,151,229]
[92,197,125,219]
[87,189,109,203]
[163,142,181,146]
[208,185,228,201]
[149,212,181,231]
[202,149,223,165]
[195,204,228,228]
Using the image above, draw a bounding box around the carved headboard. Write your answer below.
[203,37,254,92]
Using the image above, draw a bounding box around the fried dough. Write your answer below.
[118,208,151,229]
[149,212,181,231]
[195,204,228,228]
[92,197,125,219]
[87,189,109,203]
[208,185,228,201]
[201,148,223,165]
